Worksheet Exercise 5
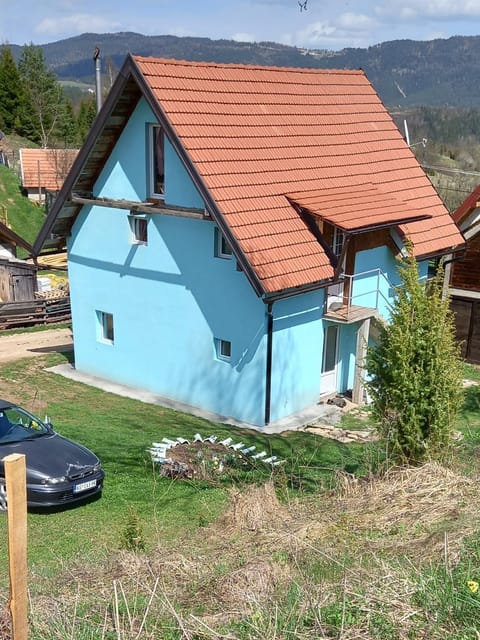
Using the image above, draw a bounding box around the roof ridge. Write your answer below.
[132,54,365,75]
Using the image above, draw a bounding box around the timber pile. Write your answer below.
[0,296,71,330]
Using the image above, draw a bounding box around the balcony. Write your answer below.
[324,269,395,324]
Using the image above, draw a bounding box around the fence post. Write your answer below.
[5,453,28,640]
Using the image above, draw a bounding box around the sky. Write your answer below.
[2,0,480,51]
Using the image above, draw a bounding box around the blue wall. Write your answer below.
[269,291,324,422]
[353,246,399,320]
[94,98,204,209]
[68,98,269,426]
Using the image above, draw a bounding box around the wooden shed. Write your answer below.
[450,186,480,364]
[0,258,37,301]
[0,223,36,302]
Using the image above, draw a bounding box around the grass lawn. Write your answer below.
[0,351,371,580]
[1,349,480,639]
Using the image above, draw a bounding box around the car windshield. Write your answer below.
[0,406,50,444]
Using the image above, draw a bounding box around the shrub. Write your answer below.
[366,251,463,464]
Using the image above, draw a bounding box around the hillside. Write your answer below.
[0,162,45,249]
[6,32,480,108]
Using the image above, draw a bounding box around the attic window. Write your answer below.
[214,227,233,259]
[149,124,165,198]
[129,214,148,245]
[332,227,345,257]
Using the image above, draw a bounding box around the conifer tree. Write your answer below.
[366,251,463,465]
[0,46,23,132]
[18,43,64,148]
[76,97,97,144]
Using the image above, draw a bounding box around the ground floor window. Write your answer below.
[97,310,114,343]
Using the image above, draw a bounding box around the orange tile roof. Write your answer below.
[20,148,78,192]
[133,57,463,293]
[287,184,431,231]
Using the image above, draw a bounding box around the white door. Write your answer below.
[321,324,339,395]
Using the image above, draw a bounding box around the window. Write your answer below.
[332,227,345,257]
[215,227,233,259]
[129,214,148,245]
[98,311,114,343]
[149,124,165,198]
[215,338,231,361]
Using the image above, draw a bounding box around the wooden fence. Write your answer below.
[0,296,71,330]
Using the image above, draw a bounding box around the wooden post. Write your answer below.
[352,318,370,405]
[4,453,28,640]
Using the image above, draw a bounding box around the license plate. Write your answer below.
[73,479,97,493]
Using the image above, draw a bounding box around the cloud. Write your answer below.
[337,12,377,31]
[35,13,121,36]
[376,0,480,20]
[231,32,256,43]
[296,21,337,45]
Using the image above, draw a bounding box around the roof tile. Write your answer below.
[134,56,464,293]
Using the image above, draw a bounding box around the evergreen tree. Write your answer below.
[76,97,97,144]
[18,43,64,148]
[54,97,78,147]
[366,251,463,465]
[0,46,23,132]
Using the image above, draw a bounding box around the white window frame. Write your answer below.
[332,227,345,257]
[148,124,165,199]
[215,338,232,362]
[215,228,233,259]
[97,311,114,344]
[128,214,148,245]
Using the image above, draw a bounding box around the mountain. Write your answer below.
[5,32,480,107]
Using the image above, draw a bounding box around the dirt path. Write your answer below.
[0,328,73,363]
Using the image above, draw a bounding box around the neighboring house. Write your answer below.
[20,148,78,202]
[33,55,464,428]
[0,222,36,301]
[449,186,480,364]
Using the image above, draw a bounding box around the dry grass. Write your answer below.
[23,462,480,639]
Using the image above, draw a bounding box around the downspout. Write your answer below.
[264,301,274,426]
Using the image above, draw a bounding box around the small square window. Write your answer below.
[215,338,231,361]
[215,227,233,259]
[129,215,148,244]
[98,311,114,343]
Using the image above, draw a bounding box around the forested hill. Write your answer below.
[5,32,480,108]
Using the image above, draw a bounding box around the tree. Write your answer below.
[76,97,97,144]
[18,44,64,148]
[54,97,77,147]
[0,46,23,133]
[366,251,463,465]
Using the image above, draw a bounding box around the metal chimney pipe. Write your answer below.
[93,47,102,113]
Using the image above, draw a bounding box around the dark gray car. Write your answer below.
[0,399,104,511]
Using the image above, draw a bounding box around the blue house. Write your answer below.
[34,55,464,428]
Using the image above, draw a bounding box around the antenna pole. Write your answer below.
[403,119,411,147]
[94,47,102,113]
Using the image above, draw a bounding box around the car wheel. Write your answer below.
[0,482,6,512]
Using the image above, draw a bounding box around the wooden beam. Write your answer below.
[70,195,208,220]
[5,453,28,640]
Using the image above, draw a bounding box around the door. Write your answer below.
[321,324,339,395]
